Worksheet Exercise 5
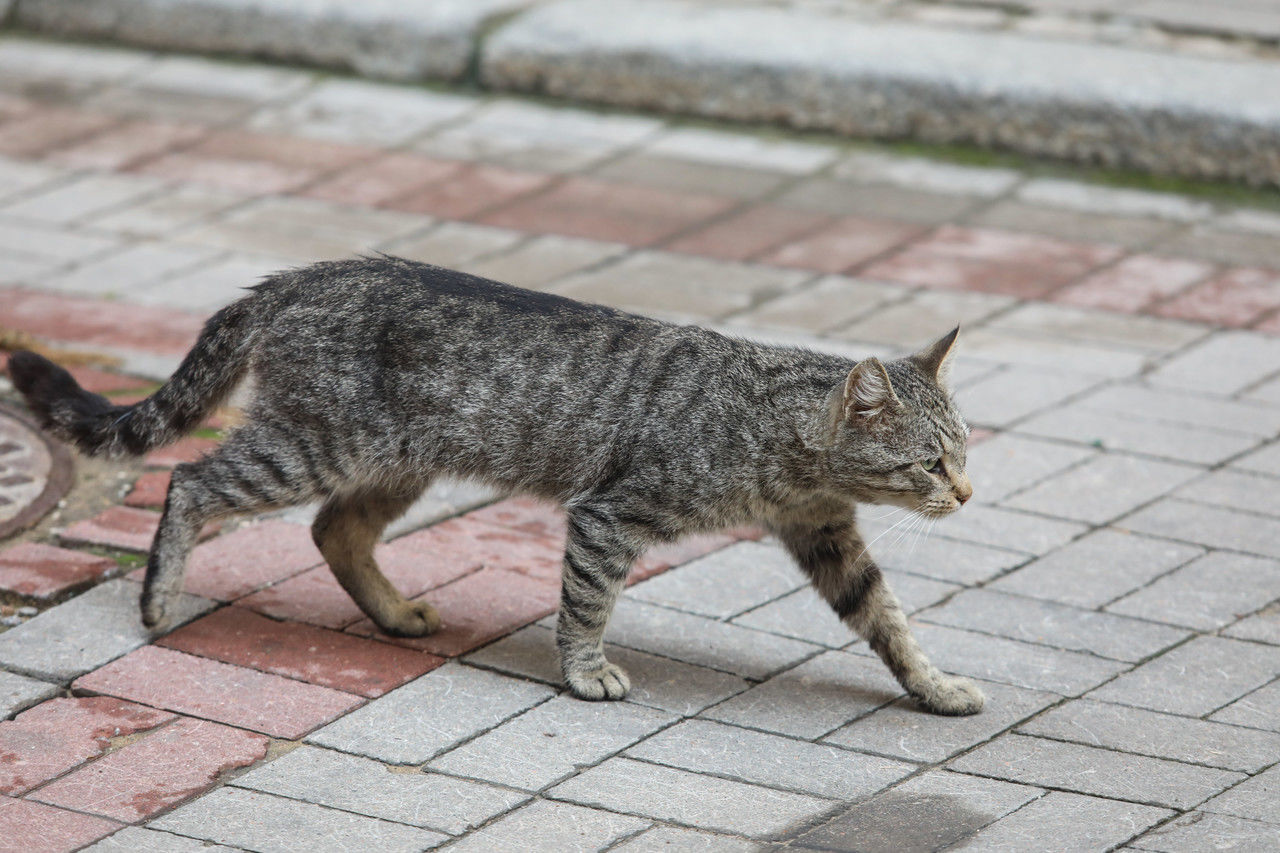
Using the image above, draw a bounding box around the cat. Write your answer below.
[8,256,983,715]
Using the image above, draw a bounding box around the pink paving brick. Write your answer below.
[385,162,553,220]
[1052,254,1215,312]
[160,606,442,697]
[302,151,464,206]
[74,645,362,739]
[59,506,211,553]
[31,716,267,823]
[481,176,738,246]
[0,798,120,853]
[66,365,151,395]
[759,215,924,273]
[0,288,203,355]
[0,542,115,600]
[1152,266,1280,327]
[135,129,372,195]
[0,93,37,122]
[144,435,220,467]
[1254,308,1280,334]
[463,497,568,542]
[124,470,171,508]
[0,106,120,158]
[391,515,565,584]
[348,568,560,657]
[45,118,209,171]
[665,204,833,261]
[969,427,997,445]
[0,697,174,795]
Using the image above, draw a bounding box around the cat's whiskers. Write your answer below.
[852,511,918,565]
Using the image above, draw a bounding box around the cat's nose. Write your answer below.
[955,474,973,504]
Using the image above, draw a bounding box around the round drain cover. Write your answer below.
[0,402,74,539]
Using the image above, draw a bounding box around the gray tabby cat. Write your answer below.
[9,256,983,715]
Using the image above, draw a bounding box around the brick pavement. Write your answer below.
[0,36,1278,852]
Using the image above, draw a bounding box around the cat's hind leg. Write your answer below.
[311,486,439,637]
[779,515,984,715]
[557,504,643,700]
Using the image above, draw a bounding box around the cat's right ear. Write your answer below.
[842,358,900,421]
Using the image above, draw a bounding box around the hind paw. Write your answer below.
[375,600,442,637]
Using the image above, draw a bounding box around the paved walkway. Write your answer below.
[0,35,1278,853]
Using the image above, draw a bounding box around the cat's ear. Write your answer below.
[843,358,900,421]
[912,326,959,390]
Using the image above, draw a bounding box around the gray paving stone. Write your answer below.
[957,328,1150,378]
[1106,552,1280,631]
[883,570,963,616]
[0,37,154,93]
[1148,332,1280,396]
[960,790,1173,852]
[133,251,294,313]
[630,541,804,620]
[148,786,447,852]
[965,434,1096,504]
[836,290,1015,350]
[611,826,756,851]
[1004,453,1202,525]
[701,650,902,739]
[953,365,1102,428]
[1022,698,1280,773]
[777,177,979,224]
[604,599,821,680]
[1090,636,1278,717]
[0,219,123,265]
[1176,469,1280,519]
[380,222,524,269]
[548,757,835,839]
[1122,499,1280,559]
[0,670,58,718]
[430,695,675,791]
[43,241,222,297]
[85,827,238,852]
[740,275,905,336]
[0,580,214,683]
[593,151,789,199]
[1203,764,1280,824]
[1,172,162,225]
[835,151,1020,197]
[463,624,749,717]
[922,505,1086,556]
[461,234,624,290]
[442,799,650,853]
[627,719,913,800]
[730,587,854,649]
[87,184,246,238]
[824,679,1057,764]
[1014,178,1213,223]
[920,589,1188,662]
[987,302,1206,355]
[865,534,1029,585]
[1078,384,1280,439]
[1131,811,1280,853]
[951,733,1245,809]
[231,745,528,835]
[1016,406,1261,466]
[1243,377,1280,408]
[901,624,1124,696]
[789,770,1042,852]
[1210,679,1280,733]
[1231,442,1280,478]
[647,126,836,175]
[988,529,1203,609]
[1224,604,1280,645]
[306,662,555,765]
[968,200,1178,248]
[0,158,70,206]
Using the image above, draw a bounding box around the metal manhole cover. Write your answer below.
[0,402,74,539]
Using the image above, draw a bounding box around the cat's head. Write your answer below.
[822,329,972,517]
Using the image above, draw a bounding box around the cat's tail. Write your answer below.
[7,296,259,458]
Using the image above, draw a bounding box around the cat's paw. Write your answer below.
[566,663,631,701]
[917,676,985,716]
[378,600,442,638]
[140,592,173,633]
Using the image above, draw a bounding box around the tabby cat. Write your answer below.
[9,256,983,715]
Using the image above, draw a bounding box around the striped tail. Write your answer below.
[7,297,258,458]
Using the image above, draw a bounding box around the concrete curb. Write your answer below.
[11,0,1280,185]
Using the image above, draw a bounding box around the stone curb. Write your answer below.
[9,0,1280,182]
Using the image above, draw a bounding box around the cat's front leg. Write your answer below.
[780,518,984,715]
[556,507,641,700]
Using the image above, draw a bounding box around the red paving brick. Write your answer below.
[1051,254,1214,312]
[481,176,738,246]
[160,606,442,697]
[0,543,115,600]
[123,470,171,508]
[1152,266,1280,327]
[0,288,203,355]
[45,118,209,171]
[0,106,120,158]
[0,697,174,796]
[759,215,924,273]
[348,568,560,657]
[143,435,220,467]
[392,515,565,584]
[0,798,121,853]
[31,716,267,823]
[58,506,198,553]
[463,497,568,542]
[665,204,833,261]
[74,645,362,739]
[302,151,464,206]
[385,162,553,220]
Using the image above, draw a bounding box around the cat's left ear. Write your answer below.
[912,327,959,390]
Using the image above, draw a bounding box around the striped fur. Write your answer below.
[9,257,980,713]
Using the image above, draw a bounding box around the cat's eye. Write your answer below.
[921,458,944,475]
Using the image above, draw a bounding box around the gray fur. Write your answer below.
[8,256,982,713]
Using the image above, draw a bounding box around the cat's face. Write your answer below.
[826,330,972,517]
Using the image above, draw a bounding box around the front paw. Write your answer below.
[377,600,442,637]
[916,676,985,716]
[566,662,631,701]
[140,591,173,632]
